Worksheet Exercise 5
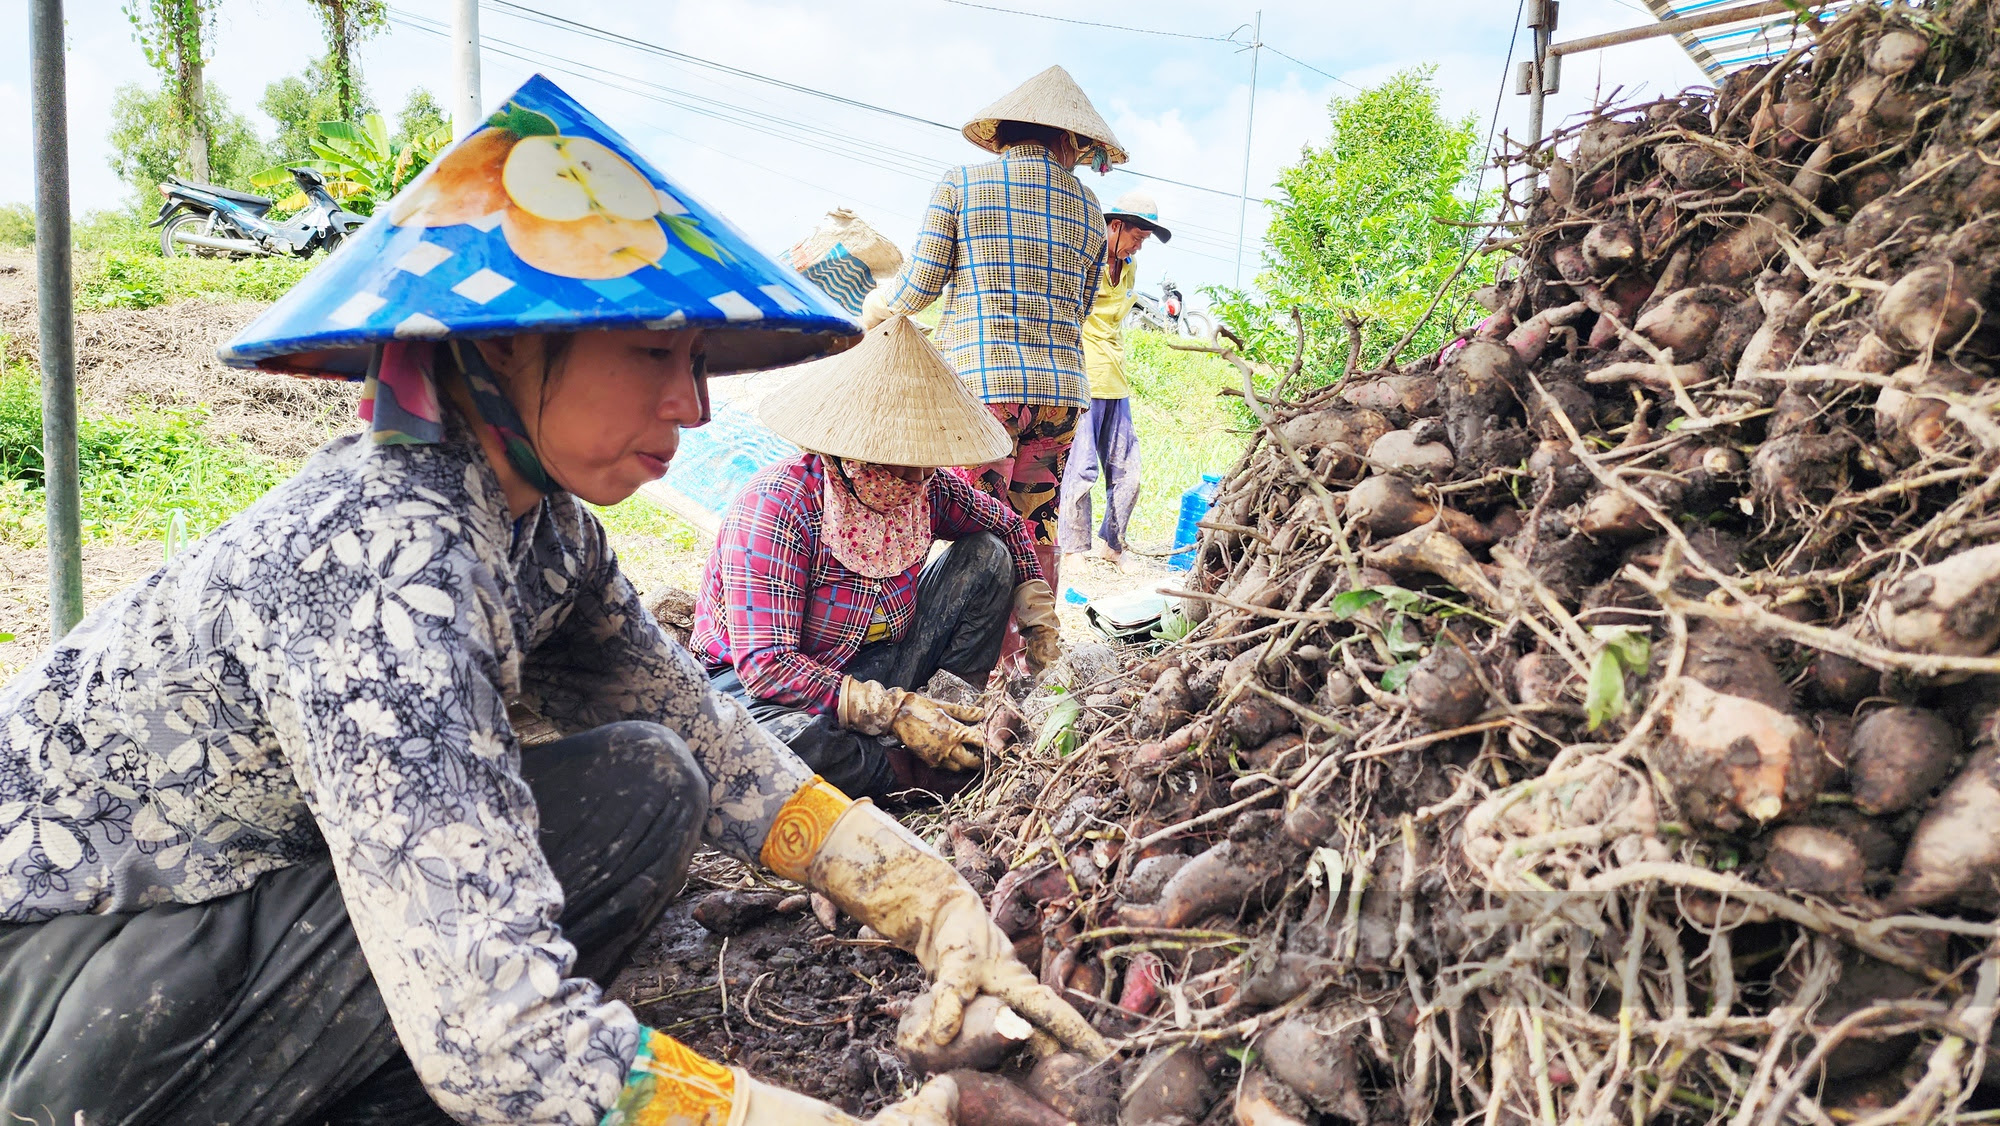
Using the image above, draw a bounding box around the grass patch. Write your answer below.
[588,493,710,601]
[78,251,316,311]
[1074,329,1249,553]
[59,209,317,311]
[0,347,289,546]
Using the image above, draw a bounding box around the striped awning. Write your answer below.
[1640,0,1862,76]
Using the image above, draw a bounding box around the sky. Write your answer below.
[0,0,1712,302]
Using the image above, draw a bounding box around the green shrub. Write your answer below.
[0,204,33,249]
[0,356,288,544]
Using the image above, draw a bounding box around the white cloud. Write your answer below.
[3,0,1710,300]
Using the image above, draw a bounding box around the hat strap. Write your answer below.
[452,340,556,495]
[357,341,554,494]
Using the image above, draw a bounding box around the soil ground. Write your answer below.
[0,251,1168,1106]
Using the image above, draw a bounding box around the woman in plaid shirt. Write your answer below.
[694,318,1063,799]
[862,66,1125,623]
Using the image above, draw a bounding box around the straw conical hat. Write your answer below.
[962,66,1128,165]
[761,316,1012,468]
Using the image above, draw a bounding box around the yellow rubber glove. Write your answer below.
[760,780,1112,1062]
[838,676,985,771]
[604,1026,958,1125]
[1012,579,1062,675]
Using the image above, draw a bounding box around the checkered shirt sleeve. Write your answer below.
[930,467,1045,586]
[885,145,1107,409]
[707,471,849,714]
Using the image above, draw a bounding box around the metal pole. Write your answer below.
[1232,9,1261,291]
[30,0,82,639]
[1527,2,1551,151]
[1552,0,1828,57]
[452,0,482,139]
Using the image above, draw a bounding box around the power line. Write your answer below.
[392,12,1261,262]
[1263,45,1363,92]
[484,0,959,131]
[473,0,1262,203]
[936,0,1235,41]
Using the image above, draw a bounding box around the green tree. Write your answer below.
[395,87,448,145]
[108,83,269,199]
[261,57,366,164]
[306,0,387,123]
[0,205,33,249]
[123,0,214,182]
[252,113,443,215]
[1210,67,1493,380]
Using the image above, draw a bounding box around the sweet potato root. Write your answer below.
[1634,287,1733,360]
[897,993,1033,1075]
[1257,1016,1369,1122]
[1761,824,1865,900]
[1120,1048,1216,1126]
[1659,677,1822,831]
[1026,1054,1118,1126]
[1892,744,2000,909]
[690,889,787,936]
[1345,474,1492,545]
[1848,707,1961,815]
[1874,543,2000,658]
[950,1070,1073,1126]
[1118,838,1288,929]
[1875,264,1985,353]
[1405,645,1488,728]
[1233,1066,1310,1126]
[1368,429,1455,480]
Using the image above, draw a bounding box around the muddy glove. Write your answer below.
[839,676,985,771]
[760,780,1112,1062]
[1012,579,1062,675]
[605,1026,959,1125]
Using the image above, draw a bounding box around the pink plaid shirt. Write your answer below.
[692,453,1043,713]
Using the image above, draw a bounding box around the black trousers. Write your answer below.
[0,721,708,1126]
[708,533,1015,799]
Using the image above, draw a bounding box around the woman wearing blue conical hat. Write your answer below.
[0,77,1102,1125]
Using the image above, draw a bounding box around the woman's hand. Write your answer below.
[779,793,1111,1060]
[838,677,985,770]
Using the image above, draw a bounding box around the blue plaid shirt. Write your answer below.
[883,143,1105,409]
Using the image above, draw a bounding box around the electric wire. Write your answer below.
[934,0,1235,41]
[472,0,1264,203]
[390,5,1259,261]
[1261,45,1364,92]
[397,13,1254,262]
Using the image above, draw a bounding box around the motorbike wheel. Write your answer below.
[1178,311,1217,341]
[160,212,223,259]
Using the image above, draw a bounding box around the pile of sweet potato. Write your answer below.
[925,4,2000,1122]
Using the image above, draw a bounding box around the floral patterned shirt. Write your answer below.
[0,423,813,1124]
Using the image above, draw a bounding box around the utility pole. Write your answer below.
[30,0,82,638]
[1232,9,1261,290]
[1520,1,1560,155]
[452,0,482,139]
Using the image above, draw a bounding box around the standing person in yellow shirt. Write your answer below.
[1059,192,1170,571]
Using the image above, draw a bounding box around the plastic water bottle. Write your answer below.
[1168,473,1224,571]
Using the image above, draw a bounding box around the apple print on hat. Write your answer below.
[220,74,859,379]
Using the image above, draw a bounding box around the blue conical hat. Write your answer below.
[221,75,860,377]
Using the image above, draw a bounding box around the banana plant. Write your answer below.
[251,113,449,215]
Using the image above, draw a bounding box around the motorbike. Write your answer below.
[150,167,363,260]
[1125,274,1215,339]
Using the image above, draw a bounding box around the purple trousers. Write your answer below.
[1058,396,1142,554]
